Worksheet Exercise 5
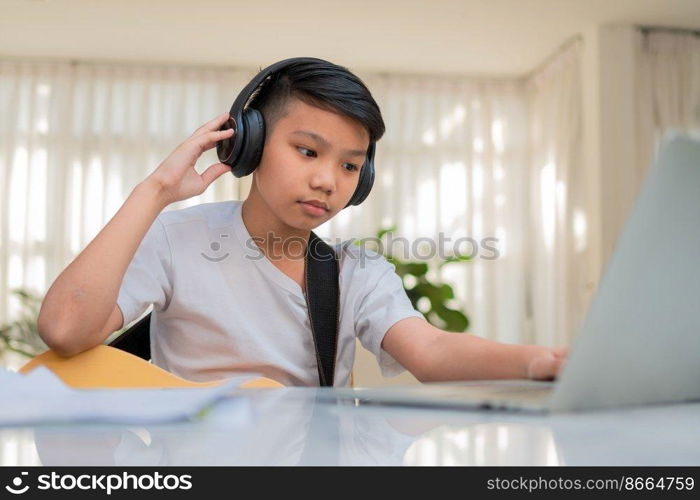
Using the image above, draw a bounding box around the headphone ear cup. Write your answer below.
[218,116,245,173]
[234,108,266,177]
[345,157,375,207]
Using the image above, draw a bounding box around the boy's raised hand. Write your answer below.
[146,112,235,204]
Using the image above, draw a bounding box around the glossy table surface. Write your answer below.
[2,387,699,466]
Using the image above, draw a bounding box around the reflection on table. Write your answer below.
[1,388,699,466]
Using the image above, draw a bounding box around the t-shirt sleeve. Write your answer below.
[116,216,173,327]
[352,250,425,378]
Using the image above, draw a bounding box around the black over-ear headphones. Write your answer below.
[216,57,375,208]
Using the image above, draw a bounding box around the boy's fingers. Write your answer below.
[200,162,231,187]
[553,346,569,358]
[192,112,232,137]
[547,358,566,381]
[545,356,565,380]
[191,129,234,153]
[528,351,565,380]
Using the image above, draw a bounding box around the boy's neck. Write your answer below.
[240,197,310,262]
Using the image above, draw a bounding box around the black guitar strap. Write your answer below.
[303,231,340,387]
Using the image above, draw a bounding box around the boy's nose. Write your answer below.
[308,165,336,194]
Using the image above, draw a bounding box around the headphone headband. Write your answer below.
[229,57,328,122]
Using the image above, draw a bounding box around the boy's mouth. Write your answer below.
[299,199,329,210]
[298,200,330,216]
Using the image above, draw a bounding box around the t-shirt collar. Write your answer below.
[232,201,306,302]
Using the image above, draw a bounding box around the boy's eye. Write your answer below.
[297,146,359,172]
[297,146,316,158]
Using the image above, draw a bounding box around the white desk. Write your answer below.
[1,388,699,466]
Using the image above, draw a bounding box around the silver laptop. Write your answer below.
[332,132,700,413]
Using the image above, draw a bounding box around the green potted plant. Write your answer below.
[0,289,47,360]
[356,226,471,332]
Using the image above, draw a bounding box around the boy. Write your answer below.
[37,58,566,387]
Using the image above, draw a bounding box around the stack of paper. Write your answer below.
[0,366,258,426]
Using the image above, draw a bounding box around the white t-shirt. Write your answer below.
[116,200,425,387]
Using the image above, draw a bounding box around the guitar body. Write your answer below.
[19,345,285,389]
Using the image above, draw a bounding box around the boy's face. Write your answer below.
[250,97,370,231]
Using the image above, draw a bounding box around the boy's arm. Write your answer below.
[37,113,235,356]
[37,179,170,356]
[381,317,568,382]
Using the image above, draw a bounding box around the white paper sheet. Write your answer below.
[0,366,259,426]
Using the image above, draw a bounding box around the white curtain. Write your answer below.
[525,41,589,347]
[636,30,700,182]
[522,30,700,349]
[324,73,530,345]
[0,61,256,325]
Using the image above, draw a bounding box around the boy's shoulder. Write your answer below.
[157,200,241,230]
[333,239,389,272]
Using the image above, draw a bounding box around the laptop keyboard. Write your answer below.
[346,382,555,411]
[430,385,553,402]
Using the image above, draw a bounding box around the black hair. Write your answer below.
[249,59,385,144]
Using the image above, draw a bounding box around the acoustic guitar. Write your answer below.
[19,344,285,390]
